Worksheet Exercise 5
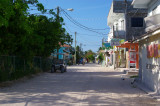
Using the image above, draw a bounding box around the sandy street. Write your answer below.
[0,63,159,106]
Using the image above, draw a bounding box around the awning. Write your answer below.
[116,41,138,50]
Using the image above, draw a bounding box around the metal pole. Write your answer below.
[74,32,77,65]
[124,0,127,68]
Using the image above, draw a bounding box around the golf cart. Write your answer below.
[51,53,67,73]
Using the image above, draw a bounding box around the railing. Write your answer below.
[145,13,160,32]
[0,56,52,82]
[114,30,125,39]
[113,0,132,1]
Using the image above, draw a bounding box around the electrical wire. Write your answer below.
[64,25,73,34]
[63,30,107,37]
[61,8,108,35]
[77,36,102,45]
[64,23,109,36]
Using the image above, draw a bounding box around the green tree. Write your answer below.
[98,53,104,62]
[0,0,73,58]
[98,47,102,51]
[0,0,14,27]
[0,0,74,82]
[76,46,81,63]
[85,50,95,62]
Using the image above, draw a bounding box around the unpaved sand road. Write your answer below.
[0,64,159,106]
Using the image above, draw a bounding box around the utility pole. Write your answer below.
[56,6,60,59]
[124,0,127,41]
[102,38,104,48]
[80,43,82,51]
[57,6,60,22]
[124,0,127,61]
[74,32,77,65]
[55,6,74,59]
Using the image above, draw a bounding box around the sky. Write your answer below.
[31,0,113,52]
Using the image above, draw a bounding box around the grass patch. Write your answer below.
[130,75,138,78]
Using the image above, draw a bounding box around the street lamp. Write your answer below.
[56,6,74,17]
[67,8,74,11]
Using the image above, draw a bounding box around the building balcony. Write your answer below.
[132,0,151,8]
[113,30,125,39]
[145,13,160,32]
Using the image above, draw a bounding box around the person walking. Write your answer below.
[83,58,85,65]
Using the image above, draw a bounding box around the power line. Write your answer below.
[77,36,102,45]
[63,29,107,37]
[64,23,109,35]
[64,24,109,40]
[77,32,107,37]
[61,8,108,35]
[64,25,72,33]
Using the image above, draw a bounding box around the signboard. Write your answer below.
[110,39,125,46]
[102,43,113,50]
[103,43,111,47]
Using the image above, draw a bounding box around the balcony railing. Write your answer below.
[145,13,160,32]
[114,30,125,39]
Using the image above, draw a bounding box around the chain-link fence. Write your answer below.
[0,56,52,82]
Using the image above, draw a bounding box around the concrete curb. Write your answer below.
[135,82,160,101]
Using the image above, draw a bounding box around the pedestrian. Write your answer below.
[87,58,89,63]
[83,58,85,65]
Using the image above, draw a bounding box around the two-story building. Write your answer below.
[52,43,73,65]
[107,0,147,69]
[132,0,160,94]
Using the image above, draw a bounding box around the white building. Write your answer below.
[107,1,125,42]
[107,0,147,69]
[132,0,160,94]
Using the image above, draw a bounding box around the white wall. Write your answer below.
[148,0,160,16]
[139,35,160,94]
[108,15,125,42]
[113,17,125,31]
[108,28,113,42]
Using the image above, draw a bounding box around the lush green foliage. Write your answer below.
[0,0,73,58]
[76,46,83,63]
[98,47,103,51]
[85,50,95,62]
[98,53,104,62]
[0,0,73,82]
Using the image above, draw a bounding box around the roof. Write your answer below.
[59,42,71,47]
[99,50,106,53]
[61,44,70,48]
[133,27,160,42]
[107,0,147,26]
[117,41,138,48]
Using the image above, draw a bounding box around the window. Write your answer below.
[116,23,118,30]
[121,20,124,30]
[131,18,143,27]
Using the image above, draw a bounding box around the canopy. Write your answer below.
[116,41,139,50]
